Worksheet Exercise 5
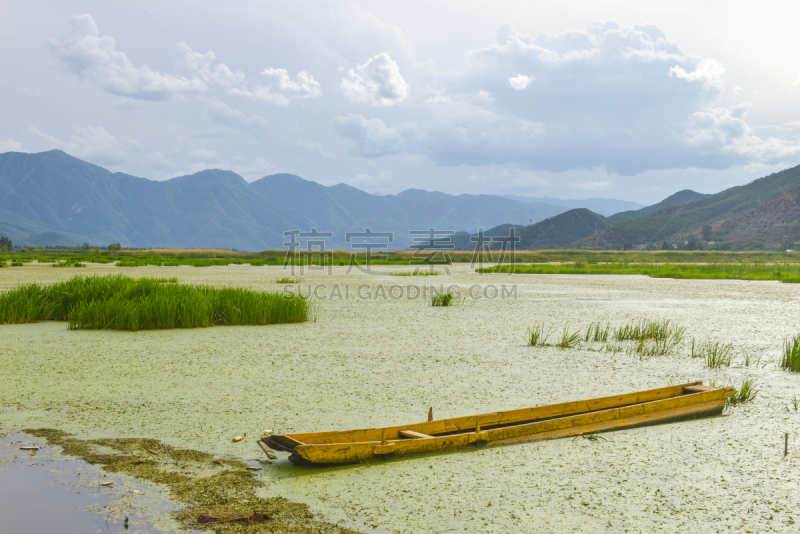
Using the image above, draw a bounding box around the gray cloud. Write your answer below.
[331,113,404,157]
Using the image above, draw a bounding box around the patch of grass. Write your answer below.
[53,260,85,267]
[431,292,454,307]
[527,322,553,347]
[692,338,733,367]
[477,261,800,284]
[0,275,309,330]
[584,321,611,342]
[635,336,681,356]
[276,278,300,284]
[10,261,23,266]
[25,429,357,534]
[727,378,759,406]
[556,324,581,349]
[615,318,684,344]
[614,318,684,356]
[701,341,734,368]
[391,271,439,276]
[781,334,800,372]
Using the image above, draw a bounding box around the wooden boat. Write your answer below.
[258,381,733,466]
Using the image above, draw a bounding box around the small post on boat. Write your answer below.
[428,407,433,422]
[475,418,481,433]
[382,428,387,446]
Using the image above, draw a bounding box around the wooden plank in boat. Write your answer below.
[399,430,434,439]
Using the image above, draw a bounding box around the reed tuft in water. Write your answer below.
[527,322,553,347]
[703,341,734,368]
[584,321,611,342]
[431,292,454,307]
[781,334,800,372]
[727,378,759,406]
[0,275,309,331]
[276,277,300,284]
[556,324,582,349]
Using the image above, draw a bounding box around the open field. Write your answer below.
[2,263,800,532]
[479,261,800,283]
[4,248,800,268]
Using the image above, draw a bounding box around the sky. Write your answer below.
[2,0,800,204]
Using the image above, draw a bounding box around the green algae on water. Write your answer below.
[25,429,356,534]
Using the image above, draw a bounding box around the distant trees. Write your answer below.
[702,225,712,241]
[0,235,11,251]
[107,243,122,251]
[661,241,670,250]
[622,242,633,250]
[684,235,702,251]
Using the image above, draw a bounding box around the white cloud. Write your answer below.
[508,74,534,90]
[177,42,245,91]
[50,16,322,110]
[253,68,322,105]
[0,138,25,153]
[331,114,404,157]
[340,52,410,106]
[49,15,206,101]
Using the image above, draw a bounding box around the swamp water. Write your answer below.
[2,263,800,532]
[0,433,194,533]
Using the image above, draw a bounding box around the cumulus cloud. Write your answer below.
[50,15,322,109]
[254,68,322,105]
[331,114,404,157]
[508,74,534,90]
[0,138,26,153]
[340,53,410,106]
[49,15,206,100]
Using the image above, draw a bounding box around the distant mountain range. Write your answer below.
[0,150,633,251]
[501,195,643,216]
[6,150,792,251]
[453,164,800,250]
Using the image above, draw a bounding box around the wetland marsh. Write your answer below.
[2,262,800,532]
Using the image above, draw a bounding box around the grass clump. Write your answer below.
[727,378,759,406]
[25,429,357,534]
[689,338,734,367]
[527,322,553,347]
[0,275,309,331]
[431,292,455,307]
[781,334,800,372]
[10,261,23,266]
[391,271,439,276]
[276,277,300,284]
[615,318,684,355]
[704,341,733,368]
[556,324,581,349]
[584,321,611,342]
